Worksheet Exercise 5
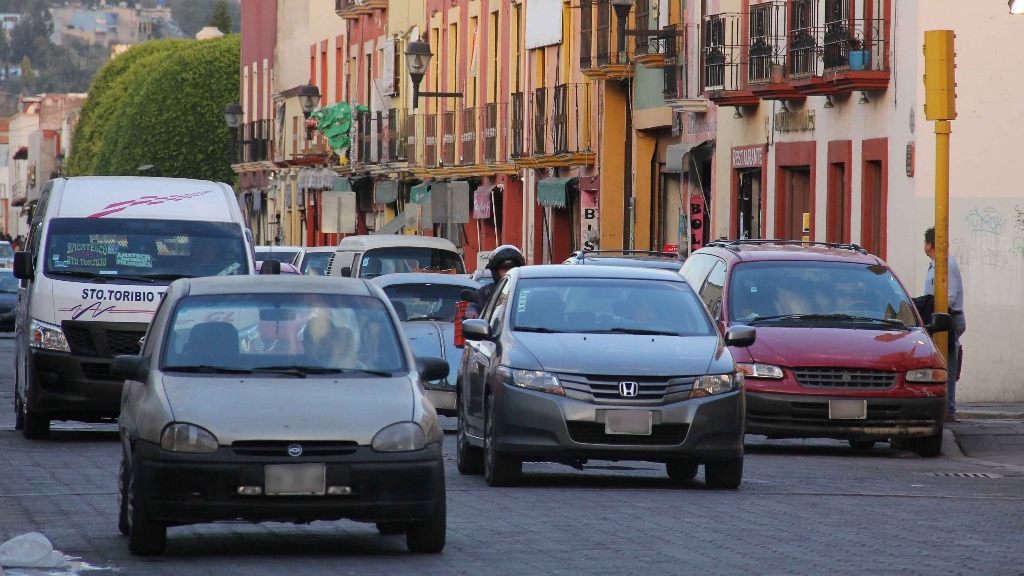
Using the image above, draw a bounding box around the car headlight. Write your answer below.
[737,362,784,379]
[496,366,565,396]
[372,422,426,452]
[906,368,948,383]
[691,373,742,398]
[29,318,70,352]
[160,423,219,453]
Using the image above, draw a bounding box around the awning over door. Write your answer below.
[536,176,577,208]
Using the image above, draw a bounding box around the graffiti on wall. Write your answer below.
[950,204,1024,268]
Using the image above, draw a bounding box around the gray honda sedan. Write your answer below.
[113,276,448,555]
[457,265,755,488]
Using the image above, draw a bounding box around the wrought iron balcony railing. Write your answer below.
[747,1,787,84]
[511,92,525,158]
[442,111,457,167]
[355,110,372,164]
[522,83,591,157]
[387,108,408,163]
[424,114,438,167]
[241,119,272,163]
[461,108,477,166]
[703,13,743,92]
[482,102,505,164]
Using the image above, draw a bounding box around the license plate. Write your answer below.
[264,463,326,495]
[829,399,867,420]
[604,410,653,435]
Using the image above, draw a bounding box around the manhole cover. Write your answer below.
[923,472,1003,478]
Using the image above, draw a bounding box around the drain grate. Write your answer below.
[924,472,1003,478]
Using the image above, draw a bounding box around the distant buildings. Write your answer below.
[49,4,184,46]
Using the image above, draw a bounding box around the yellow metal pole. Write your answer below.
[933,120,950,361]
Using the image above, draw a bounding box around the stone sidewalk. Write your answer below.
[945,403,1024,470]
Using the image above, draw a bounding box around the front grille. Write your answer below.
[231,440,359,457]
[81,362,119,381]
[747,401,921,428]
[794,367,896,389]
[566,422,689,445]
[61,323,145,358]
[558,374,695,405]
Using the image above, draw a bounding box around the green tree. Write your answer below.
[170,0,240,38]
[209,0,232,35]
[90,35,240,182]
[18,56,33,82]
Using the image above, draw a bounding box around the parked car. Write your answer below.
[254,245,303,267]
[0,268,17,331]
[113,276,449,555]
[297,246,336,276]
[456,265,754,488]
[563,249,684,272]
[372,273,480,416]
[681,240,953,456]
[0,240,13,268]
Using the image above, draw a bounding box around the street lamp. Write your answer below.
[611,0,633,58]
[298,84,320,140]
[223,102,243,164]
[1011,0,1024,13]
[404,38,462,109]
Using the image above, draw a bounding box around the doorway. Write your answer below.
[782,167,811,240]
[738,169,762,239]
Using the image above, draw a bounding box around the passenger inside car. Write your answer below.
[180,321,240,367]
[302,317,361,368]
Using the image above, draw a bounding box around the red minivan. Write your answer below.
[680,240,953,457]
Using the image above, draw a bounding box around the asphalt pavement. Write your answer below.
[945,403,1024,471]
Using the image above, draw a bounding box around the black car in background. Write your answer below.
[0,268,16,331]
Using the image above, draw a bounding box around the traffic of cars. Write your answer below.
[6,189,955,556]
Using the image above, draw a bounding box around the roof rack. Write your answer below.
[577,249,678,257]
[705,239,869,255]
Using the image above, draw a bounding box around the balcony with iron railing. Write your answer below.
[515,84,594,168]
[240,119,273,164]
[387,108,408,164]
[634,23,683,69]
[702,13,760,107]
[482,102,507,165]
[579,0,635,80]
[746,1,805,100]
[354,110,372,165]
[794,17,890,94]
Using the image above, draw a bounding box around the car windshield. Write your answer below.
[382,282,471,322]
[511,278,716,336]
[728,261,919,327]
[255,248,301,265]
[0,243,12,258]
[163,292,406,375]
[359,247,465,278]
[44,218,248,282]
[301,251,334,276]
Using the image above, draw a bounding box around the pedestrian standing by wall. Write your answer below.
[923,227,967,422]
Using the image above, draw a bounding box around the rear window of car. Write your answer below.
[510,277,715,336]
[382,282,472,322]
[727,261,919,326]
[162,292,407,375]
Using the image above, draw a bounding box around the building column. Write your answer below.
[599,81,627,250]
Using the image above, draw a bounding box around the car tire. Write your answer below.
[405,481,446,553]
[376,522,406,535]
[666,459,699,484]
[456,396,483,475]
[127,453,167,556]
[484,395,521,487]
[118,455,130,537]
[909,431,943,458]
[704,457,743,489]
[20,385,49,440]
[848,440,877,450]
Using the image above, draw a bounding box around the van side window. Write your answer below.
[680,254,718,289]
[700,261,727,319]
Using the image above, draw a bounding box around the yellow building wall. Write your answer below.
[600,83,627,250]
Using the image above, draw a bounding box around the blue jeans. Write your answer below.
[947,314,967,415]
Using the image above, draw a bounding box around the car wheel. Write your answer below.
[127,453,167,556]
[909,431,943,458]
[849,439,877,450]
[20,382,49,440]
[456,396,483,475]
[405,481,446,553]
[376,522,406,535]
[118,455,130,536]
[483,395,521,487]
[666,459,699,484]
[704,457,743,489]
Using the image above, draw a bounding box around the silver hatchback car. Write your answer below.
[113,276,449,555]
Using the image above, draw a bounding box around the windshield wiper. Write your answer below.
[140,273,195,280]
[48,270,108,281]
[163,365,251,374]
[588,327,681,336]
[514,326,564,333]
[406,315,449,322]
[254,365,395,377]
[111,275,156,283]
[748,313,910,330]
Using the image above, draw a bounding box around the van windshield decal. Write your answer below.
[88,190,213,218]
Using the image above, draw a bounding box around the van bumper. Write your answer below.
[26,348,124,422]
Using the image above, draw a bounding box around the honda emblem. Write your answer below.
[618,381,639,397]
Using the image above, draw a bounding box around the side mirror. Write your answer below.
[13,251,33,280]
[110,355,149,382]
[460,288,477,303]
[339,266,351,277]
[259,258,281,275]
[461,318,492,341]
[416,357,449,382]
[926,312,953,334]
[724,325,756,347]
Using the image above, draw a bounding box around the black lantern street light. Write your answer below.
[404,39,462,109]
[223,102,243,164]
[298,84,321,140]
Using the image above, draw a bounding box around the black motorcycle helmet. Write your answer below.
[485,244,526,281]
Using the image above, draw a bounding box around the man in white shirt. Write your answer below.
[923,227,967,422]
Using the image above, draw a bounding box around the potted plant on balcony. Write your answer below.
[848,36,870,71]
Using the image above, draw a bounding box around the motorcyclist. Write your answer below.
[465,244,525,319]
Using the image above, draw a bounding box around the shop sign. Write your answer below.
[732,146,764,169]
[690,195,706,251]
[774,110,815,132]
[581,191,599,250]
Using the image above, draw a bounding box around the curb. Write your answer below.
[956,412,1024,420]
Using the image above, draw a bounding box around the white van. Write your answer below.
[327,234,465,279]
[13,177,254,439]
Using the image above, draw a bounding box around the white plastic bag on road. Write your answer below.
[0,532,68,568]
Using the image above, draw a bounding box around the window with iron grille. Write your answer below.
[596,0,610,66]
[484,102,499,163]
[357,110,371,163]
[823,0,850,70]
[406,112,418,164]
[634,0,649,54]
[442,111,456,166]
[789,0,817,77]
[552,84,568,154]
[662,24,680,98]
[425,114,438,166]
[375,111,383,163]
[580,0,593,69]
[533,87,547,156]
[462,108,476,165]
[511,92,524,158]
[704,16,726,90]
